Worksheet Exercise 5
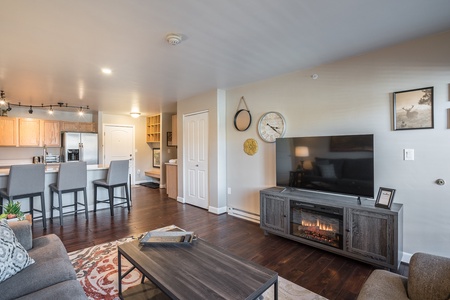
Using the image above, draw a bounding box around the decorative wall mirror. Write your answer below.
[234,96,252,131]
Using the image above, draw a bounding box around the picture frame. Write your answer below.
[393,87,434,130]
[153,148,161,168]
[375,187,396,209]
[167,132,175,147]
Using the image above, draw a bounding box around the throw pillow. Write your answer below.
[318,164,337,179]
[0,220,35,283]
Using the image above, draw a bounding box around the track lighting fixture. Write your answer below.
[0,90,89,115]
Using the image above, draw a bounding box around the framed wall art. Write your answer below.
[375,187,396,209]
[393,87,433,130]
[153,148,161,168]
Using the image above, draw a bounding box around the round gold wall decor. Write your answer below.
[244,138,258,156]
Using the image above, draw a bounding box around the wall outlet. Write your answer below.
[227,187,231,195]
[137,169,141,175]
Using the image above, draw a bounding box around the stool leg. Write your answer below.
[93,185,98,212]
[50,190,54,221]
[108,187,114,216]
[74,191,78,215]
[125,184,130,212]
[58,191,63,226]
[30,196,34,222]
[40,192,46,229]
[83,188,88,221]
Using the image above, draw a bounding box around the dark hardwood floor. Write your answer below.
[32,185,405,300]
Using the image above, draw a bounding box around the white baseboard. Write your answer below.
[208,206,227,215]
[177,196,185,203]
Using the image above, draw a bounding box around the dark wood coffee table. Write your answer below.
[118,239,278,299]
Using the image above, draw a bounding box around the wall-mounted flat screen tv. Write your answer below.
[276,134,374,198]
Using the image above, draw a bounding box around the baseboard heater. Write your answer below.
[228,207,260,223]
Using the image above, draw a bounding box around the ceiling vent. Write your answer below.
[166,33,182,45]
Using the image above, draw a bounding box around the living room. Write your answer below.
[1,1,450,299]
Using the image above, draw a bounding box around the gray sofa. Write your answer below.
[357,252,450,300]
[0,220,87,300]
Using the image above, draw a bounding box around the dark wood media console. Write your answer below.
[260,187,403,270]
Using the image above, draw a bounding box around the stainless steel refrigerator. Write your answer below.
[62,132,98,164]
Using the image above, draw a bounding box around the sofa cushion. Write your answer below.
[8,220,33,251]
[408,252,450,300]
[0,220,35,283]
[0,256,77,300]
[357,269,408,300]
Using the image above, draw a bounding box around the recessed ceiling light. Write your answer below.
[101,68,112,75]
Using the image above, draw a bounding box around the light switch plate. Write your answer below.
[404,149,414,160]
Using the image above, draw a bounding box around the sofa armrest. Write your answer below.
[357,269,408,300]
[7,220,33,250]
[408,252,450,300]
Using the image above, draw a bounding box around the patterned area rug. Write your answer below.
[68,234,327,300]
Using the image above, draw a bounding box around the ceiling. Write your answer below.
[1,1,450,116]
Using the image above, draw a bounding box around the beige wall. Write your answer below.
[225,30,450,260]
[176,89,227,213]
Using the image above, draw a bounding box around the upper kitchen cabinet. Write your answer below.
[0,117,17,146]
[146,115,161,143]
[42,120,61,147]
[61,121,97,133]
[19,118,41,147]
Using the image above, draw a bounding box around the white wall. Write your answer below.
[226,30,450,259]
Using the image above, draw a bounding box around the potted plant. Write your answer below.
[0,201,25,221]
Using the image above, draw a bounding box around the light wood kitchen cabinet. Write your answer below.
[0,117,17,146]
[19,118,41,146]
[61,121,96,132]
[42,120,61,147]
[166,163,177,199]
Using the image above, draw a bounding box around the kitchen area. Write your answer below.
[0,113,116,223]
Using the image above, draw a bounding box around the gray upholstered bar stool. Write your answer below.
[93,160,130,216]
[0,164,47,228]
[49,161,88,226]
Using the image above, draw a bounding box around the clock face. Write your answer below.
[258,112,286,143]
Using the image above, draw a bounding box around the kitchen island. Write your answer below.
[0,163,127,224]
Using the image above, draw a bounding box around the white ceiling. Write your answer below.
[1,1,450,116]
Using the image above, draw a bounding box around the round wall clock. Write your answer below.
[257,111,286,143]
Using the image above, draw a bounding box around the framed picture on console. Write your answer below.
[375,187,396,209]
[393,87,434,130]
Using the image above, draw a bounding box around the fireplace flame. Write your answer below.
[301,219,335,232]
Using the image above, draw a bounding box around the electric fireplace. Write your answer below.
[290,200,343,249]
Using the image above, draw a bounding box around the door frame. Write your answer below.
[102,123,136,184]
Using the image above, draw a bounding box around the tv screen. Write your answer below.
[276,134,374,198]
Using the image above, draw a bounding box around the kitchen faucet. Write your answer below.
[43,144,48,165]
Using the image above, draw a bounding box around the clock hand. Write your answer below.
[266,123,280,134]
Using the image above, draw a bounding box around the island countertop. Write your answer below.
[0,163,109,176]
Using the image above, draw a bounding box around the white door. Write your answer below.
[104,125,134,183]
[184,111,208,209]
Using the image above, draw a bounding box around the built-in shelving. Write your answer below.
[146,115,161,143]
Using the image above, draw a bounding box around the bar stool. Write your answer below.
[93,160,130,216]
[49,161,88,226]
[0,164,46,228]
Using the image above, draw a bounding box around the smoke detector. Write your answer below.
[166,33,182,45]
